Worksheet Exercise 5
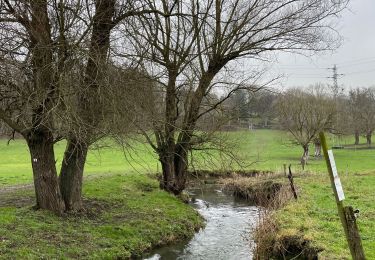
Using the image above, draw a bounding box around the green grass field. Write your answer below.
[1,129,374,186]
[0,138,159,186]
[0,129,374,259]
[235,129,375,174]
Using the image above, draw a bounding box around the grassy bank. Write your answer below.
[221,173,375,259]
[216,130,375,259]
[272,172,375,259]
[0,173,203,259]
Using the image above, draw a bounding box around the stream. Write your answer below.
[144,184,260,260]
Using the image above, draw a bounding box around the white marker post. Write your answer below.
[327,150,345,201]
[320,132,365,259]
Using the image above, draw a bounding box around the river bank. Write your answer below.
[218,172,375,259]
[268,172,375,259]
[0,173,203,259]
[145,183,260,259]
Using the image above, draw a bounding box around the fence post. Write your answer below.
[287,164,298,200]
[319,132,365,260]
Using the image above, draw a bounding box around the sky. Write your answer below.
[270,0,375,90]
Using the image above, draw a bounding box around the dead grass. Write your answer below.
[254,213,323,260]
[220,175,323,259]
[221,175,293,209]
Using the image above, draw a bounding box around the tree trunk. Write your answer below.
[57,0,115,211]
[59,139,88,211]
[354,131,360,145]
[27,130,64,214]
[25,1,64,214]
[366,132,372,145]
[314,140,321,157]
[159,146,188,195]
[301,145,309,170]
[303,145,309,160]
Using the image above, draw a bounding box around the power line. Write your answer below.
[339,59,375,68]
[344,68,375,75]
[274,57,375,71]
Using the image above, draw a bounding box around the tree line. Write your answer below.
[235,85,375,164]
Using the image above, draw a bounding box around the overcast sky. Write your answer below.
[270,0,375,90]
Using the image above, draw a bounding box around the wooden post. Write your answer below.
[283,164,287,177]
[344,206,366,259]
[320,132,365,260]
[288,164,298,200]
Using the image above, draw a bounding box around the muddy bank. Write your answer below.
[218,175,321,259]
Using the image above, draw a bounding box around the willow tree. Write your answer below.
[121,0,348,194]
[0,0,154,213]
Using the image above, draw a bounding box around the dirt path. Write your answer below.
[0,184,35,208]
[0,183,34,194]
[0,173,123,207]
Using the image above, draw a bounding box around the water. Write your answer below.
[144,185,260,260]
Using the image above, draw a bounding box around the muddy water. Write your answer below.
[144,184,260,260]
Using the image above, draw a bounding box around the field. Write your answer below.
[0,129,374,258]
[0,139,159,186]
[1,130,374,186]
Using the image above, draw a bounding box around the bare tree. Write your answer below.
[347,88,375,146]
[120,0,348,194]
[0,0,158,213]
[277,87,336,164]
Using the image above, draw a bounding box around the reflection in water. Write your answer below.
[144,185,260,260]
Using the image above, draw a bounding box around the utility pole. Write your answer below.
[327,64,344,98]
[327,64,344,147]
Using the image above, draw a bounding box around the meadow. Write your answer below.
[274,172,375,259]
[0,129,374,258]
[1,129,374,186]
[0,138,159,186]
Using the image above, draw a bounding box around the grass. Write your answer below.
[1,129,374,186]
[234,129,375,174]
[0,173,203,259]
[0,138,203,259]
[274,172,375,259]
[1,129,374,258]
[0,139,159,186]
[226,130,374,259]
